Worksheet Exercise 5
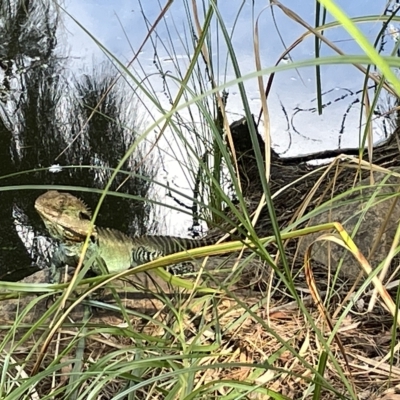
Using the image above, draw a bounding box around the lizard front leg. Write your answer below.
[49,243,81,283]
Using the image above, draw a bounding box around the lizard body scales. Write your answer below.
[35,190,214,279]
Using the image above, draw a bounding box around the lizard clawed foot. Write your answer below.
[167,262,196,275]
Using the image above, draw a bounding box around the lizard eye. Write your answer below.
[79,211,91,220]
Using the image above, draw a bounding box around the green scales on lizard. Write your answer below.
[35,190,214,281]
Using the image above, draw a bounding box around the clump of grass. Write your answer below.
[3,1,400,399]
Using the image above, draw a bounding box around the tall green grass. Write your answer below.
[3,1,400,399]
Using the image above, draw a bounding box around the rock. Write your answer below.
[298,168,400,281]
[0,270,50,324]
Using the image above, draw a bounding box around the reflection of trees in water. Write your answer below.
[0,0,158,280]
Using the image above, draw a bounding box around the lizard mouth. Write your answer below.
[36,209,95,243]
[46,219,95,243]
[62,227,95,243]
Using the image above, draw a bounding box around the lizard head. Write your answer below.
[35,190,96,242]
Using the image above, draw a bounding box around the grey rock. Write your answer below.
[299,168,400,280]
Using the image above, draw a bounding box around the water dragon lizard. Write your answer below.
[35,190,215,281]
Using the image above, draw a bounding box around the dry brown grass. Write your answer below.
[2,259,400,399]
